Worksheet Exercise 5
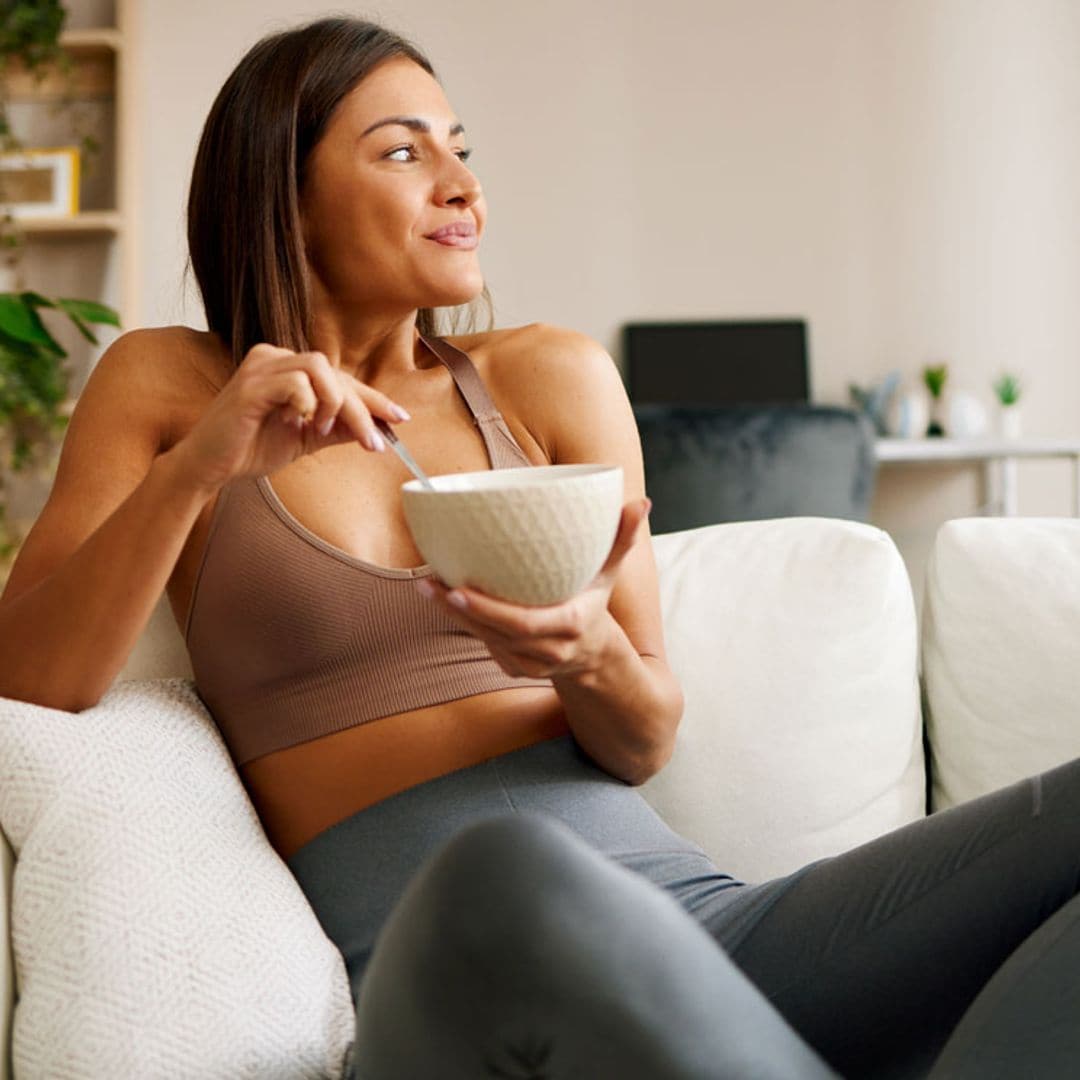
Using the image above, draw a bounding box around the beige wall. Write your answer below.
[131,0,1080,594]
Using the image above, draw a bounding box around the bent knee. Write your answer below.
[429,813,589,894]
[409,813,604,937]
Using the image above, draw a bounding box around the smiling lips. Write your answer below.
[425,220,478,249]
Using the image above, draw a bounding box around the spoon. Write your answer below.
[373,417,436,491]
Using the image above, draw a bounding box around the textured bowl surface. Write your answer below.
[402,464,624,605]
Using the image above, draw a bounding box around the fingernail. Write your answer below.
[415,579,435,598]
[368,431,386,452]
[391,404,411,421]
[645,498,653,516]
[447,591,468,609]
[319,417,334,436]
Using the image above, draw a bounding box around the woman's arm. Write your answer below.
[421,325,684,784]
[0,331,218,711]
[0,328,406,712]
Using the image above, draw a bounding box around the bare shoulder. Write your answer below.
[86,326,231,450]
[447,324,623,463]
[450,322,610,378]
[90,324,223,376]
[0,326,226,604]
[55,323,229,500]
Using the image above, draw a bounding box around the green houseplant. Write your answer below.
[993,372,1023,440]
[0,1,120,558]
[0,290,117,466]
[993,373,1022,407]
[922,363,948,437]
[0,292,118,554]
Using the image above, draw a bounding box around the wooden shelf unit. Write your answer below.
[1,0,136,323]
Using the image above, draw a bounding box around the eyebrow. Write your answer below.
[360,115,466,138]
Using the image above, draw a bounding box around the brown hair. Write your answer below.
[186,16,488,366]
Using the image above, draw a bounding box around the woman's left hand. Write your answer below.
[414,497,651,679]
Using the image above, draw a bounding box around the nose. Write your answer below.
[435,152,482,209]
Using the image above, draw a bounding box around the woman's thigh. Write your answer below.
[351,813,838,1080]
[288,733,746,999]
[703,755,1080,1079]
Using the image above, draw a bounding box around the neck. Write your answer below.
[306,308,437,385]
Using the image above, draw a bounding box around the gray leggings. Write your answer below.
[287,735,1080,1079]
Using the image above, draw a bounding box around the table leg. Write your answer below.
[1000,457,1018,515]
[985,460,1004,515]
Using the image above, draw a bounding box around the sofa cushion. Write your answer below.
[922,517,1080,811]
[0,678,353,1079]
[643,518,925,882]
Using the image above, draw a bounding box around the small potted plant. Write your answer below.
[922,363,948,437]
[0,291,119,556]
[993,373,1023,439]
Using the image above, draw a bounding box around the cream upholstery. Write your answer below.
[642,518,923,880]
[922,517,1080,810]
[3,514,1078,1077]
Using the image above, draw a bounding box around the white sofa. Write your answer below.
[2,514,1079,1078]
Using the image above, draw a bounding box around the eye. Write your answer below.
[454,147,474,163]
[385,145,417,162]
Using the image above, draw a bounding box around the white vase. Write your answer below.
[998,405,1023,439]
[947,391,990,439]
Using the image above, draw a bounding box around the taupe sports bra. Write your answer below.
[184,335,552,766]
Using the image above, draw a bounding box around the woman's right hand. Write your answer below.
[169,343,409,493]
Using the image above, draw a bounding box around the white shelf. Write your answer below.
[17,211,122,236]
[876,437,1080,463]
[875,438,1080,515]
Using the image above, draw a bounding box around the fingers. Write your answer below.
[595,498,651,582]
[277,369,321,428]
[416,578,591,678]
[327,369,411,451]
[416,577,581,637]
[249,346,411,452]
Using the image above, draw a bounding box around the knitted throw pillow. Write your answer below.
[0,678,354,1078]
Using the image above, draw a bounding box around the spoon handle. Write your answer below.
[373,418,436,490]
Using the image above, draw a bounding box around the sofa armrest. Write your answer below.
[922,518,1080,811]
[642,517,925,882]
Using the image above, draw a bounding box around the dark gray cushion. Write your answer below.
[633,405,877,534]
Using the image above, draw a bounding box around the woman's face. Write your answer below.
[301,57,486,318]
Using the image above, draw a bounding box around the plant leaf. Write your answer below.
[0,293,65,354]
[20,291,56,309]
[59,310,96,345]
[55,298,121,328]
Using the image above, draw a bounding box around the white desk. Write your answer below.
[874,438,1080,516]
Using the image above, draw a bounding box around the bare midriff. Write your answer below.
[238,686,571,860]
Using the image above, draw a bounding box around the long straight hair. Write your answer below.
[186,17,489,367]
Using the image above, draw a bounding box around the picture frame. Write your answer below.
[0,147,80,219]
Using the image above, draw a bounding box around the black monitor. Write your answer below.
[623,319,810,406]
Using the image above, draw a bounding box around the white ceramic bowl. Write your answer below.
[402,464,624,605]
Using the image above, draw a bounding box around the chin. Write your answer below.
[426,274,485,309]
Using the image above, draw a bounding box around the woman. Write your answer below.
[2,16,1080,1079]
